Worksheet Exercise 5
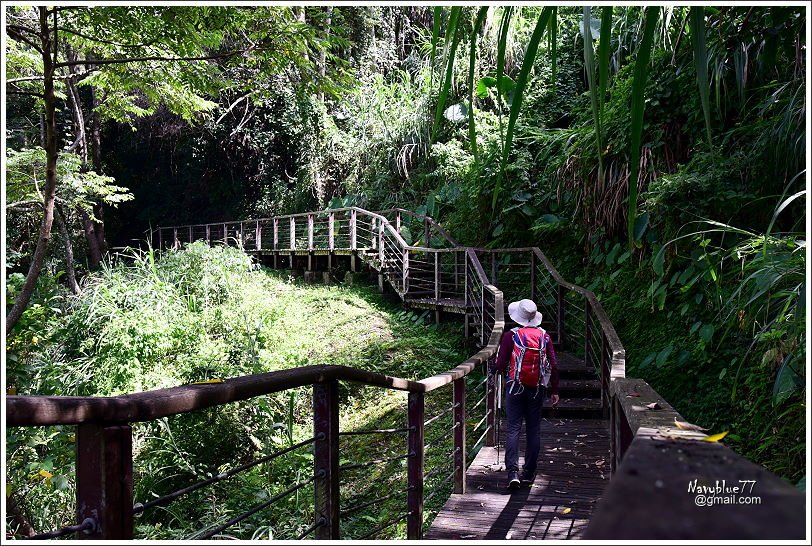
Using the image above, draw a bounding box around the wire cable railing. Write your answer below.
[11,207,634,540]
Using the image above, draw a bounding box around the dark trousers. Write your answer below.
[504,383,546,474]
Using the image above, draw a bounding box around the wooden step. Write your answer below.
[542,396,604,418]
[558,379,601,398]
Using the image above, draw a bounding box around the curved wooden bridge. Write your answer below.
[6,207,805,540]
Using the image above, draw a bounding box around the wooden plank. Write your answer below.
[313,381,340,539]
[407,392,425,539]
[77,424,133,539]
[427,417,609,540]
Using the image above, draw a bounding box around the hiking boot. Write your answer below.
[508,470,521,491]
[520,469,536,486]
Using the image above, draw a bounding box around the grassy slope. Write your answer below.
[6,244,478,539]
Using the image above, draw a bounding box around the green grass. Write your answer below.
[6,243,478,539]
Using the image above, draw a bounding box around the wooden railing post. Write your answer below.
[371,217,377,250]
[377,222,385,292]
[158,228,162,249]
[273,218,279,250]
[76,424,133,539]
[328,212,334,251]
[256,220,261,250]
[453,378,466,494]
[308,214,314,251]
[407,392,425,540]
[584,302,592,367]
[222,223,227,245]
[463,254,469,338]
[239,223,244,245]
[434,252,440,302]
[350,209,357,251]
[205,225,210,244]
[395,211,401,234]
[423,218,430,248]
[402,249,409,295]
[173,227,178,247]
[530,252,537,303]
[481,286,486,346]
[189,226,193,242]
[557,285,566,349]
[313,381,340,539]
[290,217,296,251]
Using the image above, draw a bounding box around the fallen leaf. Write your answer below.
[626,391,641,397]
[505,531,513,539]
[674,417,709,432]
[565,462,576,466]
[702,431,729,443]
[190,378,224,385]
[595,459,605,466]
[577,434,588,438]
[646,402,661,410]
[562,507,572,514]
[460,535,477,539]
[554,489,568,494]
[480,502,485,507]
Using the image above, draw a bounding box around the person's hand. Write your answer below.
[550,394,560,407]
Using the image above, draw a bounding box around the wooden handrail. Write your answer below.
[376,208,461,247]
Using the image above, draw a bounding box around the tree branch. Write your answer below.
[7,69,97,84]
[6,23,39,36]
[6,90,45,98]
[56,26,162,49]
[7,27,43,52]
[54,46,260,68]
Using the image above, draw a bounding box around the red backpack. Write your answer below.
[508,326,551,393]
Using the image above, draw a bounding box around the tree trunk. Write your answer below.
[6,7,59,334]
[55,204,81,295]
[313,6,333,207]
[79,208,103,268]
[66,48,107,266]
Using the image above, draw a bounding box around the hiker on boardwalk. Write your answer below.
[491,298,559,490]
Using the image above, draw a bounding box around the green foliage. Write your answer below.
[6,243,470,539]
[627,7,659,247]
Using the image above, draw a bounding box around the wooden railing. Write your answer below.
[585,377,806,539]
[9,207,633,540]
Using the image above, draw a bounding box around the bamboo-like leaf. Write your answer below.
[431,6,462,144]
[496,7,513,110]
[493,7,553,212]
[429,6,443,88]
[689,7,713,145]
[583,7,603,178]
[598,7,613,114]
[468,7,489,162]
[627,7,659,247]
[549,7,558,88]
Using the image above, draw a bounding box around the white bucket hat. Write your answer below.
[508,298,543,327]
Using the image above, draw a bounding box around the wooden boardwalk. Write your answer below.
[426,418,609,540]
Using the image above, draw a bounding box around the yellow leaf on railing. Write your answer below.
[702,431,729,443]
[190,379,224,385]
